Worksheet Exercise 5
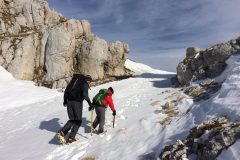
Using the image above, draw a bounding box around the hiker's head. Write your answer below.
[108,87,114,95]
[85,75,92,84]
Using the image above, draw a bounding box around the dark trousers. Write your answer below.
[61,101,82,138]
[93,106,105,133]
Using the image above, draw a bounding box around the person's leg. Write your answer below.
[69,120,82,138]
[60,101,74,135]
[69,101,83,138]
[61,120,74,135]
[92,106,100,129]
[98,107,105,133]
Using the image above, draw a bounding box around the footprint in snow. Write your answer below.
[140,118,152,133]
[45,140,89,160]
[100,134,112,141]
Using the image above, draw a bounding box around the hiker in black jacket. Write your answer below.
[57,74,93,144]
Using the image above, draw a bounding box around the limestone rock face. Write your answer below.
[174,38,240,86]
[44,24,75,81]
[7,34,38,80]
[0,0,132,88]
[78,36,108,80]
[107,41,129,76]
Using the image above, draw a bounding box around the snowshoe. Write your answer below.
[98,130,107,137]
[66,137,77,144]
[56,131,66,144]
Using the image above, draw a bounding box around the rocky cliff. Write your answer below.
[0,0,132,88]
[173,37,240,86]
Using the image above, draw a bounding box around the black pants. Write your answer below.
[61,101,82,138]
[93,106,105,133]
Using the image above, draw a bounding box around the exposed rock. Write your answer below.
[0,0,132,88]
[107,41,130,76]
[7,34,38,80]
[44,24,75,81]
[81,19,92,37]
[78,36,108,80]
[171,76,180,87]
[150,100,160,107]
[159,117,240,160]
[174,37,240,86]
[156,92,187,126]
[162,101,174,110]
[176,62,193,86]
[184,79,222,102]
[186,47,201,58]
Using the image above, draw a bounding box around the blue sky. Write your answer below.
[48,0,240,72]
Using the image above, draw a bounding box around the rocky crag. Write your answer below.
[0,0,132,88]
[159,117,240,160]
[173,37,240,86]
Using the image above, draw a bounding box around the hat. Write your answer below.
[108,87,114,94]
[85,75,92,81]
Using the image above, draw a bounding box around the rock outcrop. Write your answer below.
[159,117,240,160]
[174,37,240,86]
[0,0,132,88]
[183,79,222,102]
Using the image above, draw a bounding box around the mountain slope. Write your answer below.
[0,60,175,160]
[0,57,240,160]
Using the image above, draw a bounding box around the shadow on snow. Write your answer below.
[137,73,176,88]
[39,117,91,145]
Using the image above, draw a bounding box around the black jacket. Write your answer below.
[64,74,91,106]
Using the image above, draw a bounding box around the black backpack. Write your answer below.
[64,74,86,102]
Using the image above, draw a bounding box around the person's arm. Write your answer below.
[63,82,71,106]
[103,96,116,115]
[83,83,92,106]
[107,96,115,112]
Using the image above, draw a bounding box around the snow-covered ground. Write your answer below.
[0,57,240,160]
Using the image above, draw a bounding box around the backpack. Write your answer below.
[64,74,85,101]
[92,89,108,106]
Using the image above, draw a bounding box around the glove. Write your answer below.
[88,105,94,111]
[63,101,67,107]
[112,110,116,116]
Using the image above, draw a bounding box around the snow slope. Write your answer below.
[125,59,173,75]
[0,66,61,111]
[0,56,240,160]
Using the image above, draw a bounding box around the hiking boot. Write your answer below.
[67,137,77,143]
[56,131,66,144]
[97,129,107,134]
[58,130,65,137]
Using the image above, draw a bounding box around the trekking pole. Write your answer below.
[113,115,115,128]
[90,110,93,136]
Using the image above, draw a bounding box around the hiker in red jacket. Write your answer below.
[90,87,116,134]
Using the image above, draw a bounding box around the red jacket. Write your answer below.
[103,90,115,112]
